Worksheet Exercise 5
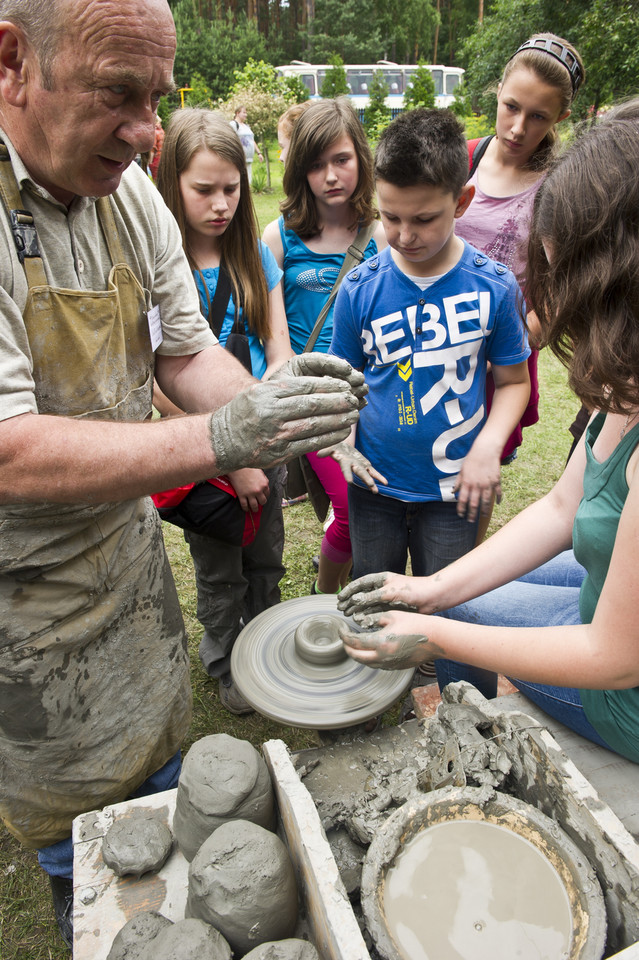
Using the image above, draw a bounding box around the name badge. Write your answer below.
[147,304,163,351]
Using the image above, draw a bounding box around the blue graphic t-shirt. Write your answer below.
[194,240,282,379]
[330,242,530,502]
[278,216,379,354]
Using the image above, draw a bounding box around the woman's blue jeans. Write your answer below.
[434,550,612,749]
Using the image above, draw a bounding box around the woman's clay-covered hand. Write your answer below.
[268,353,368,407]
[338,571,420,618]
[208,377,359,474]
[339,609,443,671]
[316,441,387,491]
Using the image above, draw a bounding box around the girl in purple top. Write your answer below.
[457,34,584,537]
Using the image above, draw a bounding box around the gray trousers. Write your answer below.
[185,467,286,678]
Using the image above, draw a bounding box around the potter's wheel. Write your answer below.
[231,595,413,728]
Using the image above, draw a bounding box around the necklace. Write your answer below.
[620,413,634,439]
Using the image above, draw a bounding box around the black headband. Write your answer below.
[508,37,583,97]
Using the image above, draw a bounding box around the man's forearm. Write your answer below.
[155,345,255,414]
[0,411,219,504]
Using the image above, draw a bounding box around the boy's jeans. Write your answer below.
[348,483,478,579]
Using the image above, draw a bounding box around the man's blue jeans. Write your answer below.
[348,484,479,579]
[434,550,611,749]
[37,749,182,880]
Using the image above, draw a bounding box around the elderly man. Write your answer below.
[0,0,363,945]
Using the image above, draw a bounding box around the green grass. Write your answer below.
[0,151,580,958]
[251,143,285,232]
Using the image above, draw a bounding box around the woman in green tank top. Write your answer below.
[334,98,639,765]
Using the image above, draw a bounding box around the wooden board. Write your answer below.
[263,739,371,960]
[72,790,188,959]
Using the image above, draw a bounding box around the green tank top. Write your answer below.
[573,411,639,761]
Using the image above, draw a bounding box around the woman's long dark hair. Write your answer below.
[527,100,639,414]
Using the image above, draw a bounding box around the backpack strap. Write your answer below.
[467,135,494,181]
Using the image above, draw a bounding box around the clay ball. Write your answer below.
[102,816,173,878]
[243,940,320,960]
[174,733,275,861]
[142,918,232,960]
[107,911,172,959]
[186,819,298,955]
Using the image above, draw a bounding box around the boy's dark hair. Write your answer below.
[375,108,468,197]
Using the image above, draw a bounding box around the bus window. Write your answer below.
[347,70,374,96]
[383,70,403,95]
[430,69,443,95]
[300,74,316,97]
[446,73,461,95]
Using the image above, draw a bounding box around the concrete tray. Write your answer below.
[72,683,639,959]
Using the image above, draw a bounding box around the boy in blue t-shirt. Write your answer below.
[330,109,531,578]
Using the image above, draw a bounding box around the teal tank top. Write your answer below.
[278,216,378,355]
[573,411,639,761]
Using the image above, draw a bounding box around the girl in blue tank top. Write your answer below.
[263,98,387,595]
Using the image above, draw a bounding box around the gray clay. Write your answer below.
[102,816,173,878]
[173,733,275,861]
[140,918,232,960]
[106,911,173,960]
[243,939,320,960]
[186,819,298,955]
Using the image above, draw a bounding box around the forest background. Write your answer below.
[167,0,638,123]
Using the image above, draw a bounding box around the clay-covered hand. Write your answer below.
[269,353,368,408]
[339,610,442,671]
[227,468,270,513]
[316,441,387,492]
[337,572,419,618]
[209,377,359,475]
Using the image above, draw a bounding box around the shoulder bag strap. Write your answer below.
[303,221,376,353]
[206,264,233,338]
[467,135,494,181]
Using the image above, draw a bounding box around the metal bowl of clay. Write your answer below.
[361,785,607,960]
[231,595,413,729]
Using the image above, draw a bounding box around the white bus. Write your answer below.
[275,60,464,117]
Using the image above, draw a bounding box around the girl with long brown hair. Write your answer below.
[155,108,292,714]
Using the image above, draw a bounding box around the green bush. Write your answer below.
[463,114,493,139]
[251,163,267,194]
[363,70,391,135]
[403,62,436,110]
[320,55,349,98]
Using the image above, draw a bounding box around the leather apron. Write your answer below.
[0,153,192,848]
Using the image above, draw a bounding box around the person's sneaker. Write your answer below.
[219,673,254,715]
[49,875,73,948]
